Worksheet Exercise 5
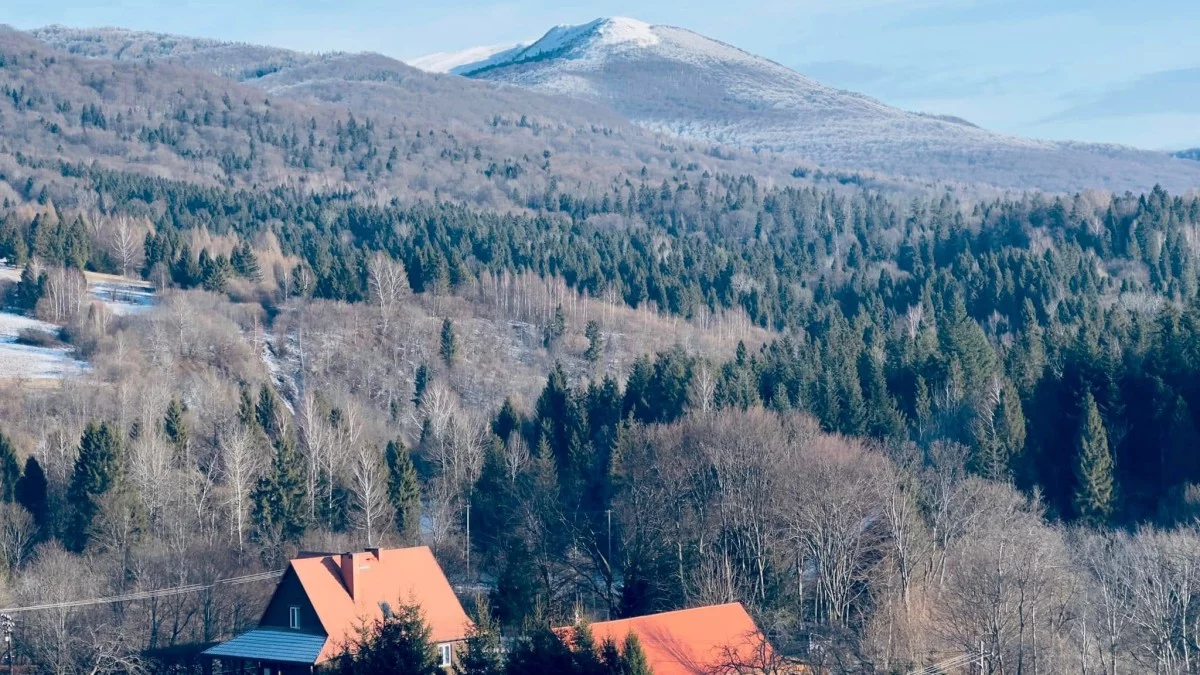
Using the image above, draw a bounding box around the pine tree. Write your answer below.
[15,457,48,530]
[66,421,123,552]
[385,440,421,544]
[1074,391,1115,524]
[440,319,458,367]
[0,431,20,503]
[585,320,604,363]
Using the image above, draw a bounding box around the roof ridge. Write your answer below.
[588,601,745,625]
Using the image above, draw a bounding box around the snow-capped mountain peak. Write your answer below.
[419,16,1200,192]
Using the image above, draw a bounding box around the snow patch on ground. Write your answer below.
[261,332,299,413]
[90,281,155,316]
[0,311,85,380]
[0,266,154,380]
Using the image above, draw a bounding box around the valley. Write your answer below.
[0,10,1197,675]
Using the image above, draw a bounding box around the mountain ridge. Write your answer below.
[25,20,1200,194]
[431,17,1200,193]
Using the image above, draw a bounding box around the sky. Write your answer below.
[8,0,1200,150]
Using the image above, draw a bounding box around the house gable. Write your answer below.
[259,566,325,635]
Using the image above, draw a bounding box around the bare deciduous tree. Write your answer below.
[37,266,89,324]
[219,425,261,549]
[0,502,36,571]
[367,252,410,332]
[108,214,143,278]
[349,443,391,547]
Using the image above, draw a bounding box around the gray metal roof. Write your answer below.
[203,628,327,664]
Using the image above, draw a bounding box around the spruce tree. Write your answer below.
[440,319,458,367]
[585,320,603,363]
[385,440,421,544]
[163,398,189,459]
[256,384,283,441]
[238,384,258,429]
[543,304,566,348]
[622,355,653,422]
[15,457,48,530]
[624,629,652,672]
[454,597,504,675]
[1074,391,1115,524]
[491,399,522,443]
[231,241,263,281]
[66,421,123,552]
[1010,300,1046,397]
[620,633,653,675]
[971,379,1026,481]
[504,627,575,675]
[571,623,605,675]
[492,537,538,629]
[599,639,622,675]
[251,434,309,563]
[413,364,431,408]
[0,431,20,503]
[339,602,441,675]
[14,263,44,312]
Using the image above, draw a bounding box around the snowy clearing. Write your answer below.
[0,265,155,379]
[0,311,86,380]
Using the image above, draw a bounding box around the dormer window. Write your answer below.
[289,606,301,630]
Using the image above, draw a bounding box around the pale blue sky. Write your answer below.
[9,0,1200,150]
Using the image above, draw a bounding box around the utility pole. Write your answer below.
[465,504,471,581]
[2,613,13,674]
[606,509,613,620]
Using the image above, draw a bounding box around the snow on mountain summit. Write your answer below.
[436,16,1200,192]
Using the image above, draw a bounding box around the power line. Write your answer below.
[0,569,283,615]
[907,648,989,675]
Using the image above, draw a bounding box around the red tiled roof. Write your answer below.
[566,603,773,675]
[288,546,473,663]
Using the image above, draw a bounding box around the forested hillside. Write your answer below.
[1,19,1200,675]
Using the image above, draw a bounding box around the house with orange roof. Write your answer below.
[204,546,473,674]
[562,602,790,674]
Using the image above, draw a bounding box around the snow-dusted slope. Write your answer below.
[408,43,526,74]
[444,17,1200,193]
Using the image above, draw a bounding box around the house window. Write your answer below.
[438,643,452,667]
[289,606,301,630]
